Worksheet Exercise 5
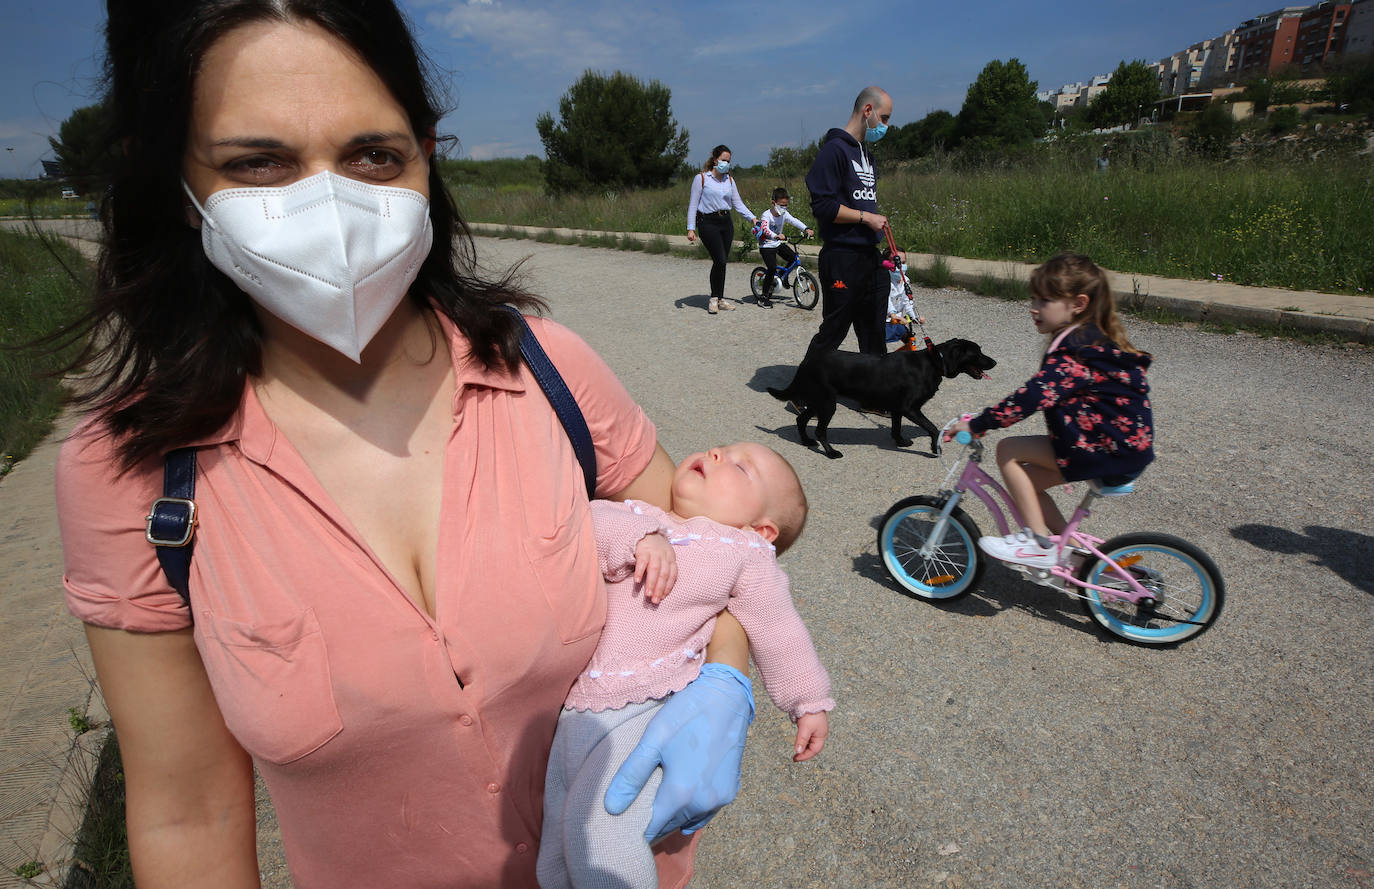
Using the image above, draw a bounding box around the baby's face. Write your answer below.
[671,443,795,542]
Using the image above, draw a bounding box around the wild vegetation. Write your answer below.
[0,230,87,475]
[446,123,1374,294]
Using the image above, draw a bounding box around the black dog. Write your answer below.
[767,338,996,459]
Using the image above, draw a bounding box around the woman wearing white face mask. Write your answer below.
[51,3,754,888]
[685,144,758,314]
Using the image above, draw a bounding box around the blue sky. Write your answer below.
[3,0,1270,178]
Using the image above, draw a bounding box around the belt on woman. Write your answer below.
[697,210,730,219]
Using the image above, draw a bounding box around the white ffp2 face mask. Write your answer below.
[186,171,434,363]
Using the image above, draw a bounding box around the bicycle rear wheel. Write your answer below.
[793,271,819,310]
[1075,532,1224,646]
[878,496,983,601]
[749,267,767,298]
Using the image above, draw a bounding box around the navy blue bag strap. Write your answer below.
[147,447,198,608]
[149,310,599,610]
[501,306,598,500]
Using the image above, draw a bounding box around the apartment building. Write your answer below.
[1296,1,1353,65]
[1157,38,1217,94]
[1229,7,1307,75]
[1340,0,1374,55]
[1038,73,1113,111]
[1199,31,1240,85]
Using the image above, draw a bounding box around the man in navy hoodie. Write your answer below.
[798,85,893,365]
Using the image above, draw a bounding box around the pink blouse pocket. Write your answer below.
[196,607,344,764]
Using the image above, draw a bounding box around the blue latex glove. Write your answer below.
[604,662,756,842]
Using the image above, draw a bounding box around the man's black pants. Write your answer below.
[801,244,887,363]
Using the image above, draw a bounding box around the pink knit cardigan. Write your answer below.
[564,500,835,721]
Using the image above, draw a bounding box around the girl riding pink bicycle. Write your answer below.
[947,253,1154,568]
[879,253,1222,646]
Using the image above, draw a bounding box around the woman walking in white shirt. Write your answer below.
[686,145,758,314]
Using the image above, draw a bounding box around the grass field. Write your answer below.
[445,142,1373,295]
[0,229,87,476]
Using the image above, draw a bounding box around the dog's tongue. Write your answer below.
[981,372,991,380]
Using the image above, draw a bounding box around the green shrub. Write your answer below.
[0,230,89,473]
[1192,104,1237,154]
[1269,106,1302,134]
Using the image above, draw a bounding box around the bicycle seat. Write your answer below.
[1089,479,1135,496]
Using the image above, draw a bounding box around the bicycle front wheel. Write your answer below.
[1076,532,1224,646]
[878,496,983,601]
[793,271,819,310]
[749,267,767,298]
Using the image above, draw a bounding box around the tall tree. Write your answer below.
[1087,61,1162,128]
[536,70,689,194]
[953,59,1046,149]
[47,102,117,192]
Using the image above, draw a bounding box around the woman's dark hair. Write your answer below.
[700,144,731,173]
[73,0,541,470]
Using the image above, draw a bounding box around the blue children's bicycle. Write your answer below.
[749,235,819,310]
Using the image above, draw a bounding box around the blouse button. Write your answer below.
[516,843,529,854]
[487,783,501,794]
[459,715,473,726]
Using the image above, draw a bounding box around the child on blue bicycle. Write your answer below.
[946,253,1154,568]
[755,187,813,307]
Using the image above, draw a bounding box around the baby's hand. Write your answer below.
[633,534,678,604]
[793,711,829,762]
[942,418,973,443]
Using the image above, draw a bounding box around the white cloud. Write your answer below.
[423,0,659,73]
[689,17,835,59]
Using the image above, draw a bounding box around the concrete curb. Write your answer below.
[12,217,1371,342]
[468,222,1373,344]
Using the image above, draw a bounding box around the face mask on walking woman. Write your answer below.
[714,160,731,174]
[184,170,434,362]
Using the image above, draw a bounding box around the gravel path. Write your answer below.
[474,237,1374,889]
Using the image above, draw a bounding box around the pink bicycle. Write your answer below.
[878,419,1224,646]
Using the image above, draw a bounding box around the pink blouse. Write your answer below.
[56,315,700,889]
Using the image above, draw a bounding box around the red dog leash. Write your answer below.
[881,221,936,352]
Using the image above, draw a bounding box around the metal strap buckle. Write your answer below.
[145,497,198,547]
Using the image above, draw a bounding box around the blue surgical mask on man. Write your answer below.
[864,113,888,144]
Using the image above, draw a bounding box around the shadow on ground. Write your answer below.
[853,536,1113,641]
[749,366,943,460]
[1231,523,1374,595]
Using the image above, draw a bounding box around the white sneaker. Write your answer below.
[978,534,1062,568]
[717,298,736,311]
